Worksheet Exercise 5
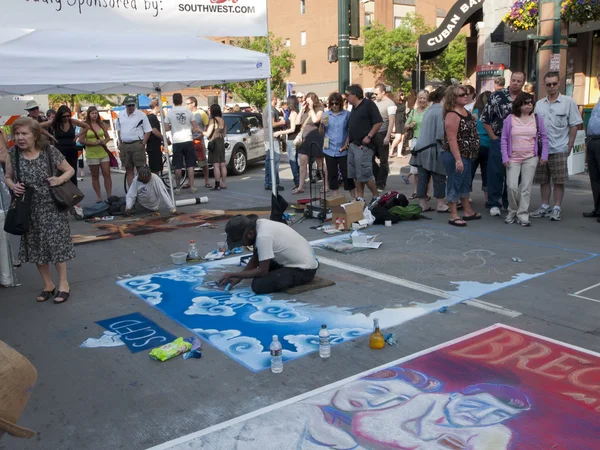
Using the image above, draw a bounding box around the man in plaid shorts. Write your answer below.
[531,72,582,221]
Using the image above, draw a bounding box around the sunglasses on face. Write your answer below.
[29,107,39,111]
[458,93,469,97]
[62,114,71,119]
[330,102,340,106]
[546,82,558,87]
[523,100,533,105]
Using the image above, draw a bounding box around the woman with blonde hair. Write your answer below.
[293,92,326,194]
[79,106,113,202]
[4,118,75,303]
[442,85,480,227]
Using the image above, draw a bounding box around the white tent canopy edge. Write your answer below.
[0,29,277,207]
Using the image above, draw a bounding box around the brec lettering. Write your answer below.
[451,331,600,393]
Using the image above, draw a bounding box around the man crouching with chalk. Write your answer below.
[218,214,318,294]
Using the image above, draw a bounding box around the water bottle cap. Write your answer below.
[272,335,279,341]
[321,324,326,328]
[190,240,195,244]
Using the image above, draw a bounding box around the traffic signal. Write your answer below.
[328,45,339,63]
[349,0,360,39]
[350,45,364,62]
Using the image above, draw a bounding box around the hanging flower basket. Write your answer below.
[503,0,539,31]
[561,0,600,26]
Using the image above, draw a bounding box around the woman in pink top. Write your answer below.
[501,93,549,226]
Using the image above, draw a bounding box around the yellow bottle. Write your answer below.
[369,318,385,350]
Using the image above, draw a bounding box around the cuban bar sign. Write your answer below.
[419,0,483,59]
[0,0,267,37]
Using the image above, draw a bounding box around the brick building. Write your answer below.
[268,0,460,97]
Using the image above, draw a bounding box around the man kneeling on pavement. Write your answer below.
[125,166,177,216]
[218,215,318,294]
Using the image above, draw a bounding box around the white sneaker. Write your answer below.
[550,208,562,221]
[531,206,551,218]
[505,214,516,224]
[490,207,501,217]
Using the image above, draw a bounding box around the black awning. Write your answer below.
[419,0,483,60]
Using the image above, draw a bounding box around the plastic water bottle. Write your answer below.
[319,324,331,359]
[270,335,283,373]
[188,240,199,260]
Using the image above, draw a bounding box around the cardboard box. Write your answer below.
[331,201,365,231]
[320,194,347,208]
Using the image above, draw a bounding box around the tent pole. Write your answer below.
[156,87,176,210]
[266,76,277,198]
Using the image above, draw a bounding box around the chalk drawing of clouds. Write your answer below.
[250,301,309,323]
[225,290,271,307]
[193,328,241,341]
[193,328,270,371]
[285,327,371,354]
[185,297,235,316]
[178,265,207,278]
[119,278,164,305]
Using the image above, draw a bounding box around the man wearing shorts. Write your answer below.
[165,93,200,194]
[116,96,152,188]
[532,72,582,221]
[345,84,382,202]
[186,96,212,188]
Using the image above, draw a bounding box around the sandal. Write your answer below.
[448,218,467,227]
[54,291,70,304]
[409,193,418,199]
[292,187,305,195]
[204,183,213,189]
[37,288,56,303]
[211,186,221,191]
[421,207,434,212]
[401,175,410,185]
[320,187,330,194]
[463,213,482,221]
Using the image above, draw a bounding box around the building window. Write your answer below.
[300,0,305,14]
[365,13,374,27]
[285,38,291,47]
[394,17,402,29]
[301,31,307,46]
[301,60,307,75]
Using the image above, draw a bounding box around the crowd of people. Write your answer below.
[268,71,598,229]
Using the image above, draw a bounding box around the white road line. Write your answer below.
[568,293,600,304]
[573,282,600,296]
[317,256,453,299]
[464,299,522,318]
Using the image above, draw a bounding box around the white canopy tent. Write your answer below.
[0,28,277,206]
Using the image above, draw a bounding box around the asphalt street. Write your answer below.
[1,155,599,450]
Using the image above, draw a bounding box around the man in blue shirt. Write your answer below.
[583,73,600,222]
[320,92,355,198]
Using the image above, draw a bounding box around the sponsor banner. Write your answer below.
[0,0,267,37]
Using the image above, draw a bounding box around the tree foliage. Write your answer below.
[48,94,118,111]
[361,14,466,90]
[225,34,295,109]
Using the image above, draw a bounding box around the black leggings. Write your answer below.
[60,150,79,187]
[325,154,355,191]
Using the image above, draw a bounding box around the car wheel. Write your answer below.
[229,147,247,175]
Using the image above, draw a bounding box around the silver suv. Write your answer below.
[222,112,266,175]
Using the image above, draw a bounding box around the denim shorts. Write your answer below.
[441,151,473,203]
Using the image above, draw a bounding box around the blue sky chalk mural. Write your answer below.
[116,251,560,372]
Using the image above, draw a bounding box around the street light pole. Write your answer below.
[338,0,350,92]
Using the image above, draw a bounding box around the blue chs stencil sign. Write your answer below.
[96,312,176,354]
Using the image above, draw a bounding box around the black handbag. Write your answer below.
[534,113,543,157]
[4,149,34,235]
[46,148,85,209]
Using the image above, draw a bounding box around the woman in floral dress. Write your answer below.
[4,118,75,303]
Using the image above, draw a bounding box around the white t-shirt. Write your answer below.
[126,174,174,211]
[165,106,194,144]
[255,219,318,270]
[375,96,397,134]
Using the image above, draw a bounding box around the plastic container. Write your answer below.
[270,335,283,373]
[217,241,227,253]
[319,324,331,359]
[170,252,188,265]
